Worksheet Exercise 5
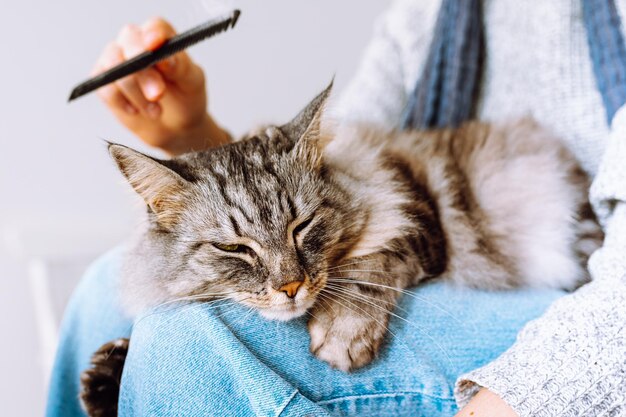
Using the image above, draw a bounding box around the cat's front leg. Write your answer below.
[80,337,129,417]
[308,288,394,371]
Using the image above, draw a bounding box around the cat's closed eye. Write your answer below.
[293,217,314,240]
[212,243,254,256]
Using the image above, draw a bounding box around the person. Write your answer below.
[47,1,626,416]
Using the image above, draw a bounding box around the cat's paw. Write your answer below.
[80,338,129,417]
[308,311,386,372]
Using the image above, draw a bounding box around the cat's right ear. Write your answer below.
[108,143,189,228]
[281,80,333,168]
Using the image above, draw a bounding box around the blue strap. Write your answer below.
[401,0,484,130]
[403,0,626,130]
[583,0,626,124]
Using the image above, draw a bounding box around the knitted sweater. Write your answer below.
[333,0,626,415]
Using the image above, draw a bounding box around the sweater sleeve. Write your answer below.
[331,0,440,128]
[454,106,626,416]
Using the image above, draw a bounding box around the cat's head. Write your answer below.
[110,82,366,320]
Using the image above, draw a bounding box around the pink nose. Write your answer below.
[279,280,303,298]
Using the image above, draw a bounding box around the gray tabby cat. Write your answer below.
[80,83,602,416]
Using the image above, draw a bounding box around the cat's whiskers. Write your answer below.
[139,291,240,316]
[326,260,370,271]
[240,298,272,309]
[174,291,239,301]
[323,282,411,316]
[130,301,226,340]
[316,290,412,359]
[213,300,254,322]
[325,284,433,331]
[139,296,228,319]
[329,278,464,329]
[313,291,338,317]
[322,285,454,366]
[307,275,329,298]
[315,291,362,326]
[326,277,467,329]
[318,289,395,339]
[134,296,250,330]
[322,287,397,325]
[305,308,322,323]
[323,284,411,324]
[237,306,257,326]
[331,268,401,276]
[315,297,334,317]
[226,305,256,330]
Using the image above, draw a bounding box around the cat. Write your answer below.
[80,82,603,416]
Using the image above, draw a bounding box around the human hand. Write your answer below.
[92,17,230,155]
[455,388,519,417]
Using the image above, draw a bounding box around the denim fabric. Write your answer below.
[47,249,564,416]
[582,0,626,123]
[400,0,483,130]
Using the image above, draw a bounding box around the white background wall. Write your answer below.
[0,1,390,415]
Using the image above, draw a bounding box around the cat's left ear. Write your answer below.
[108,143,190,228]
[281,80,333,168]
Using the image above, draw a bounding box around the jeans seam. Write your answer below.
[316,391,456,405]
[275,389,299,417]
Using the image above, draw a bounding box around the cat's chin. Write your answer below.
[259,304,310,322]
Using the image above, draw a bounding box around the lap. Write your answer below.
[122,273,564,416]
[47,248,565,417]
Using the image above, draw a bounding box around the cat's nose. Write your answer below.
[279,280,303,298]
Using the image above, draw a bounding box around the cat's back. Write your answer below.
[330,118,584,201]
[331,119,598,290]
[398,119,594,289]
[386,118,577,175]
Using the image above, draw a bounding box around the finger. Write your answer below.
[98,83,138,116]
[116,76,161,119]
[92,42,126,77]
[108,34,160,118]
[141,17,176,50]
[117,23,145,58]
[135,67,166,102]
[92,43,138,115]
[117,24,166,102]
[141,17,201,90]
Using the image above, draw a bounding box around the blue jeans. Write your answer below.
[46,248,564,416]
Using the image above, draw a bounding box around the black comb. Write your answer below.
[68,9,240,102]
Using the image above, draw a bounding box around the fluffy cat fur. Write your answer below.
[80,83,602,416]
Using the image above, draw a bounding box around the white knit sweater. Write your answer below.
[333,0,626,415]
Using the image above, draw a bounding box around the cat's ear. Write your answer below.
[108,143,189,228]
[281,80,333,167]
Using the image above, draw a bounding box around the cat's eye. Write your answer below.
[293,217,314,239]
[213,243,250,254]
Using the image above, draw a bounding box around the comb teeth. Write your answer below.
[68,10,241,102]
[148,9,241,62]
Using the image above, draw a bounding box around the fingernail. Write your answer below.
[125,104,138,115]
[146,103,161,119]
[144,31,162,49]
[145,81,162,101]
